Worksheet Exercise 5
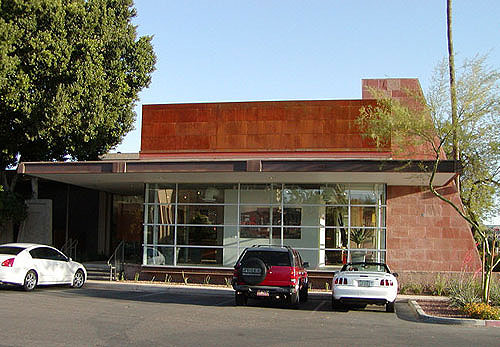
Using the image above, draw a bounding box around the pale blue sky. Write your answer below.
[116,0,500,153]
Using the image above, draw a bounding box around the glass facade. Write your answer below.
[143,183,386,269]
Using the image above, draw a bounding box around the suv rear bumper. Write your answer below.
[233,284,297,298]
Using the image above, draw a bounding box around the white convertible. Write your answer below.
[332,262,398,312]
[0,243,87,291]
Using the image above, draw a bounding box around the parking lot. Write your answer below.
[0,281,498,346]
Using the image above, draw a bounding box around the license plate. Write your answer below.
[358,280,372,287]
[256,290,269,297]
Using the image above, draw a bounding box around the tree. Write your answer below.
[0,0,156,193]
[358,55,500,303]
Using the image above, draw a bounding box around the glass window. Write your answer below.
[240,226,270,239]
[177,226,223,246]
[325,250,347,266]
[176,247,222,266]
[326,206,348,227]
[239,250,291,267]
[0,246,24,255]
[177,205,224,225]
[351,206,376,227]
[283,184,322,204]
[349,228,377,249]
[240,184,281,204]
[178,184,236,204]
[240,206,271,226]
[145,225,174,245]
[147,184,176,204]
[321,184,348,205]
[145,246,173,266]
[325,227,348,248]
[350,185,377,205]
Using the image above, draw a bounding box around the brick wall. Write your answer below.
[386,184,481,272]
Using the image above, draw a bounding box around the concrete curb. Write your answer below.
[408,300,500,327]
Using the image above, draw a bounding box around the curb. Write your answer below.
[408,300,500,327]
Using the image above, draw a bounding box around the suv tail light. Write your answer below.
[1,258,14,267]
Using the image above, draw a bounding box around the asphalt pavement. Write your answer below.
[0,280,498,346]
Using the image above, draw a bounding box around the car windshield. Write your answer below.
[341,262,390,273]
[241,250,291,266]
[0,246,25,255]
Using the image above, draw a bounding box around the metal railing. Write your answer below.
[107,241,125,281]
[61,238,78,260]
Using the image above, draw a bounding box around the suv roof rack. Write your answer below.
[251,245,293,250]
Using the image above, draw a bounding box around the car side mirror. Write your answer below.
[302,262,309,268]
[392,272,399,277]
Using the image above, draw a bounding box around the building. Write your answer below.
[17,78,481,275]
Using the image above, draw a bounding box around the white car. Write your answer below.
[332,262,398,312]
[0,243,87,291]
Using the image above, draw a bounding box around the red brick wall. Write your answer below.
[386,185,481,272]
[140,100,388,155]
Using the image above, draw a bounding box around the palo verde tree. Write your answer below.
[0,0,156,194]
[358,55,500,303]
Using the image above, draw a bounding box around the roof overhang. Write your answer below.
[18,159,459,195]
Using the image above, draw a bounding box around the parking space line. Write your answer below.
[215,298,234,306]
[312,300,326,312]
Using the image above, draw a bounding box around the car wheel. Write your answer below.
[72,269,85,288]
[288,291,299,308]
[23,270,37,291]
[386,301,395,313]
[235,292,247,306]
[331,297,343,310]
[299,285,308,303]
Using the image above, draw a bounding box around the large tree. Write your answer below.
[0,0,156,191]
[358,55,500,302]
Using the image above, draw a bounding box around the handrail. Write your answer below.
[107,240,125,281]
[61,238,78,260]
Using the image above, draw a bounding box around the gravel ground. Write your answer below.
[417,300,469,318]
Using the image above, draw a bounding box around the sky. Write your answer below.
[115,0,500,220]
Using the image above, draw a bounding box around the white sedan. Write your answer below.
[332,262,398,312]
[0,243,87,291]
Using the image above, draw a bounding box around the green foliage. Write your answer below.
[358,55,500,303]
[399,280,427,295]
[489,279,500,306]
[430,274,449,296]
[463,302,500,320]
[447,277,482,308]
[0,0,156,169]
[350,228,372,248]
[0,190,27,224]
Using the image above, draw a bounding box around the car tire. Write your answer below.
[240,257,267,285]
[288,291,299,308]
[23,270,37,291]
[72,269,85,288]
[331,297,343,310]
[235,292,247,306]
[386,301,395,313]
[299,284,308,303]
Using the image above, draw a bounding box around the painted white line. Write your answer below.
[312,300,326,312]
[215,298,234,306]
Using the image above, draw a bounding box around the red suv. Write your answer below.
[232,246,309,307]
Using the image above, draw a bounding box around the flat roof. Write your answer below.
[18,158,458,195]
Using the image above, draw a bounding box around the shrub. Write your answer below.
[430,274,449,296]
[447,277,481,308]
[463,303,500,320]
[489,279,500,306]
[399,281,426,295]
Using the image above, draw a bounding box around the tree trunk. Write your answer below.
[447,0,460,191]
